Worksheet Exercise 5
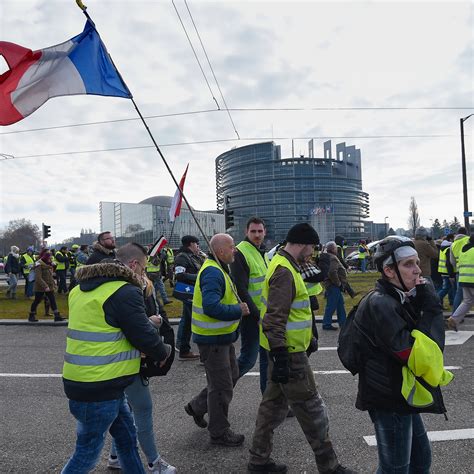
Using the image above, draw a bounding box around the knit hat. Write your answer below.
[181,235,199,246]
[285,223,319,245]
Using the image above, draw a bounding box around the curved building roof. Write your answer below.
[139,195,193,210]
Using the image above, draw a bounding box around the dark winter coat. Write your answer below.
[174,247,204,285]
[5,253,20,274]
[86,242,116,265]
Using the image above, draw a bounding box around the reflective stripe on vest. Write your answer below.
[259,253,312,353]
[236,241,269,310]
[437,248,449,274]
[192,259,240,336]
[458,247,474,284]
[451,236,469,271]
[63,280,141,383]
[166,249,174,264]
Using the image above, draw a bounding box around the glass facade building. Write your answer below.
[100,196,224,249]
[215,140,369,244]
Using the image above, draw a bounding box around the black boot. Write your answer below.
[28,312,38,322]
[248,459,287,473]
[54,311,65,322]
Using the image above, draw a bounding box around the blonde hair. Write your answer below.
[143,274,154,298]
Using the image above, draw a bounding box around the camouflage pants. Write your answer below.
[249,352,339,473]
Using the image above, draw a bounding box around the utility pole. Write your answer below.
[460,114,473,229]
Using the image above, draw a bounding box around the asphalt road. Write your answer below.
[0,320,473,473]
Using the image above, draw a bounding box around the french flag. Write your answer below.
[0,20,131,126]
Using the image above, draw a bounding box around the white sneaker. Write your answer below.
[148,457,177,473]
[107,455,121,470]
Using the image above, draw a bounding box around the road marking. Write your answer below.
[445,330,473,346]
[0,373,62,378]
[364,428,474,446]
[318,347,337,351]
[244,366,461,377]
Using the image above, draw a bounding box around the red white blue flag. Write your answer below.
[169,164,189,222]
[0,20,131,126]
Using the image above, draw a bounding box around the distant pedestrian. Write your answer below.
[413,227,438,284]
[20,246,35,298]
[68,244,79,290]
[75,245,89,268]
[437,236,455,307]
[449,227,470,311]
[55,246,70,294]
[86,231,116,264]
[358,240,369,272]
[5,245,20,299]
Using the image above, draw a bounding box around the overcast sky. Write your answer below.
[0,0,472,243]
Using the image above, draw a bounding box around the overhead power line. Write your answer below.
[1,133,456,161]
[171,0,220,109]
[0,106,472,136]
[184,0,240,139]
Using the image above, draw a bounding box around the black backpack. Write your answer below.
[140,315,176,377]
[337,291,375,375]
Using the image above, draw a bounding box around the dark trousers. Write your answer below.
[31,291,58,312]
[249,353,339,472]
[189,343,239,438]
[57,270,68,293]
[177,300,192,355]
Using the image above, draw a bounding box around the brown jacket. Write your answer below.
[262,249,299,351]
[413,238,438,277]
[324,252,348,289]
[34,260,56,292]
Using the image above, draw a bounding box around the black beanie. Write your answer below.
[285,223,320,245]
[181,235,199,246]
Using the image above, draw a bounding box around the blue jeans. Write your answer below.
[110,376,159,464]
[238,316,260,377]
[62,395,145,474]
[25,277,34,297]
[369,409,431,474]
[437,276,454,305]
[453,275,463,312]
[323,285,346,328]
[153,277,170,304]
[177,300,192,355]
[360,258,367,272]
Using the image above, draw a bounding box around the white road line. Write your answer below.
[318,347,337,351]
[0,373,62,378]
[364,428,474,446]
[445,330,473,345]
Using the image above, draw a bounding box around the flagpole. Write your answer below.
[75,1,241,302]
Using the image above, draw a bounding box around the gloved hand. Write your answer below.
[306,337,318,356]
[270,350,289,384]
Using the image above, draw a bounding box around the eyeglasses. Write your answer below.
[102,237,114,241]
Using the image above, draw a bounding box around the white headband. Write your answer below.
[383,246,418,267]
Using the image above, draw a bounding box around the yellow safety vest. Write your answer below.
[55,252,66,271]
[260,253,312,353]
[305,281,323,297]
[192,259,240,336]
[146,256,161,273]
[236,241,269,311]
[166,248,174,264]
[437,247,449,275]
[21,253,34,275]
[451,236,469,271]
[457,246,474,285]
[63,281,141,383]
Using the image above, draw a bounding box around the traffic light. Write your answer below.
[42,223,51,239]
[225,209,234,229]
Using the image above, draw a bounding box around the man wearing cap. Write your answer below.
[174,235,204,360]
[352,236,448,473]
[248,223,353,474]
[413,227,438,284]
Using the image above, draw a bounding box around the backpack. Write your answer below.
[140,315,176,377]
[337,291,375,375]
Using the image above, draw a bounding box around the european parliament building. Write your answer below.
[100,196,224,249]
[216,140,370,244]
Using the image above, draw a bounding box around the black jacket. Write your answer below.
[355,279,446,415]
[63,262,170,402]
[5,253,20,274]
[86,242,116,265]
[174,247,203,285]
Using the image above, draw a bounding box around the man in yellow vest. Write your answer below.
[449,226,470,311]
[230,217,269,385]
[248,223,353,474]
[20,246,35,298]
[62,243,171,473]
[185,233,250,447]
[447,233,474,330]
[55,246,70,294]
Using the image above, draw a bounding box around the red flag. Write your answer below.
[148,235,167,257]
[169,164,189,222]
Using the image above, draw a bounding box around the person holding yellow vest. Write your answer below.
[352,237,448,474]
[447,234,474,331]
[185,233,249,447]
[249,223,354,474]
[449,226,470,311]
[62,243,171,473]
[230,217,269,382]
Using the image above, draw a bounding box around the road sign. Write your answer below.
[463,211,472,217]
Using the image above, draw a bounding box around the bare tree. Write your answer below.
[407,197,420,237]
[0,219,41,254]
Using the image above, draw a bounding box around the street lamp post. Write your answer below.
[384,216,389,236]
[460,114,473,230]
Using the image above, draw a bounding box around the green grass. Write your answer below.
[0,272,380,320]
